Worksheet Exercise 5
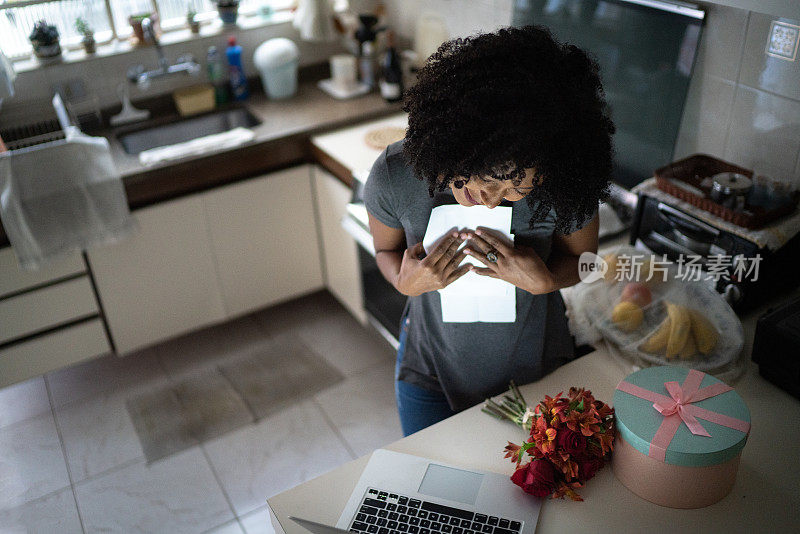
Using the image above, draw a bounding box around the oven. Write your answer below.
[342,174,407,349]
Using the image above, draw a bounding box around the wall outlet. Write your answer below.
[766,20,799,61]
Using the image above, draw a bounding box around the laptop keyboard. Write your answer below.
[348,488,523,534]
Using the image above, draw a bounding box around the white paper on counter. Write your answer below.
[421,204,516,322]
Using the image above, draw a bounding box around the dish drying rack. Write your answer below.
[0,93,78,153]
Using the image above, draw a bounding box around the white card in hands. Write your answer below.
[421,204,516,322]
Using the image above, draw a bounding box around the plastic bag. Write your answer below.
[569,245,745,381]
[0,130,135,270]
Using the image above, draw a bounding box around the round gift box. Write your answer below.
[612,366,750,509]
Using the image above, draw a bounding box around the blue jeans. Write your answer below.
[395,315,457,436]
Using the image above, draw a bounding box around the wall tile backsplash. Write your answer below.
[724,85,800,179]
[680,7,800,187]
[2,1,799,188]
[740,14,800,101]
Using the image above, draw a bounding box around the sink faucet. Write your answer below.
[127,17,201,89]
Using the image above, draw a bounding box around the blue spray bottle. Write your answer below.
[226,36,249,101]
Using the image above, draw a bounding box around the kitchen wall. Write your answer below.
[0,18,346,127]
[381,0,800,187]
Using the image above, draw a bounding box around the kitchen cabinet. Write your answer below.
[312,166,367,324]
[0,247,86,297]
[0,320,110,387]
[87,195,226,355]
[0,249,110,387]
[88,165,325,355]
[203,165,324,317]
[0,277,99,343]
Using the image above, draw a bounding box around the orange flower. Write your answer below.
[564,409,602,437]
[504,442,523,464]
[531,416,558,454]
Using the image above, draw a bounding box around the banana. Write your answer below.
[688,309,718,355]
[640,316,671,353]
[665,302,691,359]
[612,301,644,332]
[679,333,697,360]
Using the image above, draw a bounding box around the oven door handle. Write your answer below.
[341,214,376,257]
[657,202,719,240]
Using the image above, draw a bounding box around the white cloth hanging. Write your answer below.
[0,48,16,110]
[293,0,336,42]
[0,130,135,270]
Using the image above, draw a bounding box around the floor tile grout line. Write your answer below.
[310,397,358,461]
[198,442,244,532]
[236,501,281,532]
[200,517,248,534]
[0,485,76,515]
[43,374,87,534]
[0,380,52,433]
[70,456,146,488]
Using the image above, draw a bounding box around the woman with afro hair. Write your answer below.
[363,25,615,436]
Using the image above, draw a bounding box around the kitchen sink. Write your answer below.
[116,107,261,155]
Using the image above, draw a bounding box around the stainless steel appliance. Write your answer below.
[630,193,800,311]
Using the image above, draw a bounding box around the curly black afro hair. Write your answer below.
[402,25,615,233]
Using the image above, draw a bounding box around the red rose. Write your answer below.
[556,429,587,456]
[510,460,556,498]
[577,456,604,482]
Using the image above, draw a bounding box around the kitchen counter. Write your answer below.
[0,81,402,248]
[266,293,800,532]
[310,112,408,185]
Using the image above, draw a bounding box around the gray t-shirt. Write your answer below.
[364,140,588,411]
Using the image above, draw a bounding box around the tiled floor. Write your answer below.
[0,291,402,533]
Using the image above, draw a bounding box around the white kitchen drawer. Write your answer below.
[0,276,99,344]
[0,319,110,388]
[0,248,86,298]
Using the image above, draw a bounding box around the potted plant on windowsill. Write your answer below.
[75,17,96,54]
[215,0,240,25]
[29,20,62,61]
[187,7,201,34]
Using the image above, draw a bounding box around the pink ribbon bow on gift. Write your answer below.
[616,369,751,462]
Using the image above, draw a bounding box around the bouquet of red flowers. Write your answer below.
[483,383,615,501]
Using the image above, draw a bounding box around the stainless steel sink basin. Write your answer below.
[116,107,260,155]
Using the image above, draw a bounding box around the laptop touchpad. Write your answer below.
[418,464,484,505]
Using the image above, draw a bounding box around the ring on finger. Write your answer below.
[486,249,499,263]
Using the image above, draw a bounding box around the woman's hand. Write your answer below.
[395,231,472,296]
[462,227,556,295]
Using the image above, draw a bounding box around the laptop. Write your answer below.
[290,449,541,534]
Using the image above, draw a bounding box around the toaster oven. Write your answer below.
[630,193,800,311]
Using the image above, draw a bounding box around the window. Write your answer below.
[0,0,294,60]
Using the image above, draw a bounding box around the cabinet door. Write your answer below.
[203,165,324,317]
[87,195,226,354]
[312,167,366,324]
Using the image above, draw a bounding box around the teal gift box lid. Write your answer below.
[613,366,750,467]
